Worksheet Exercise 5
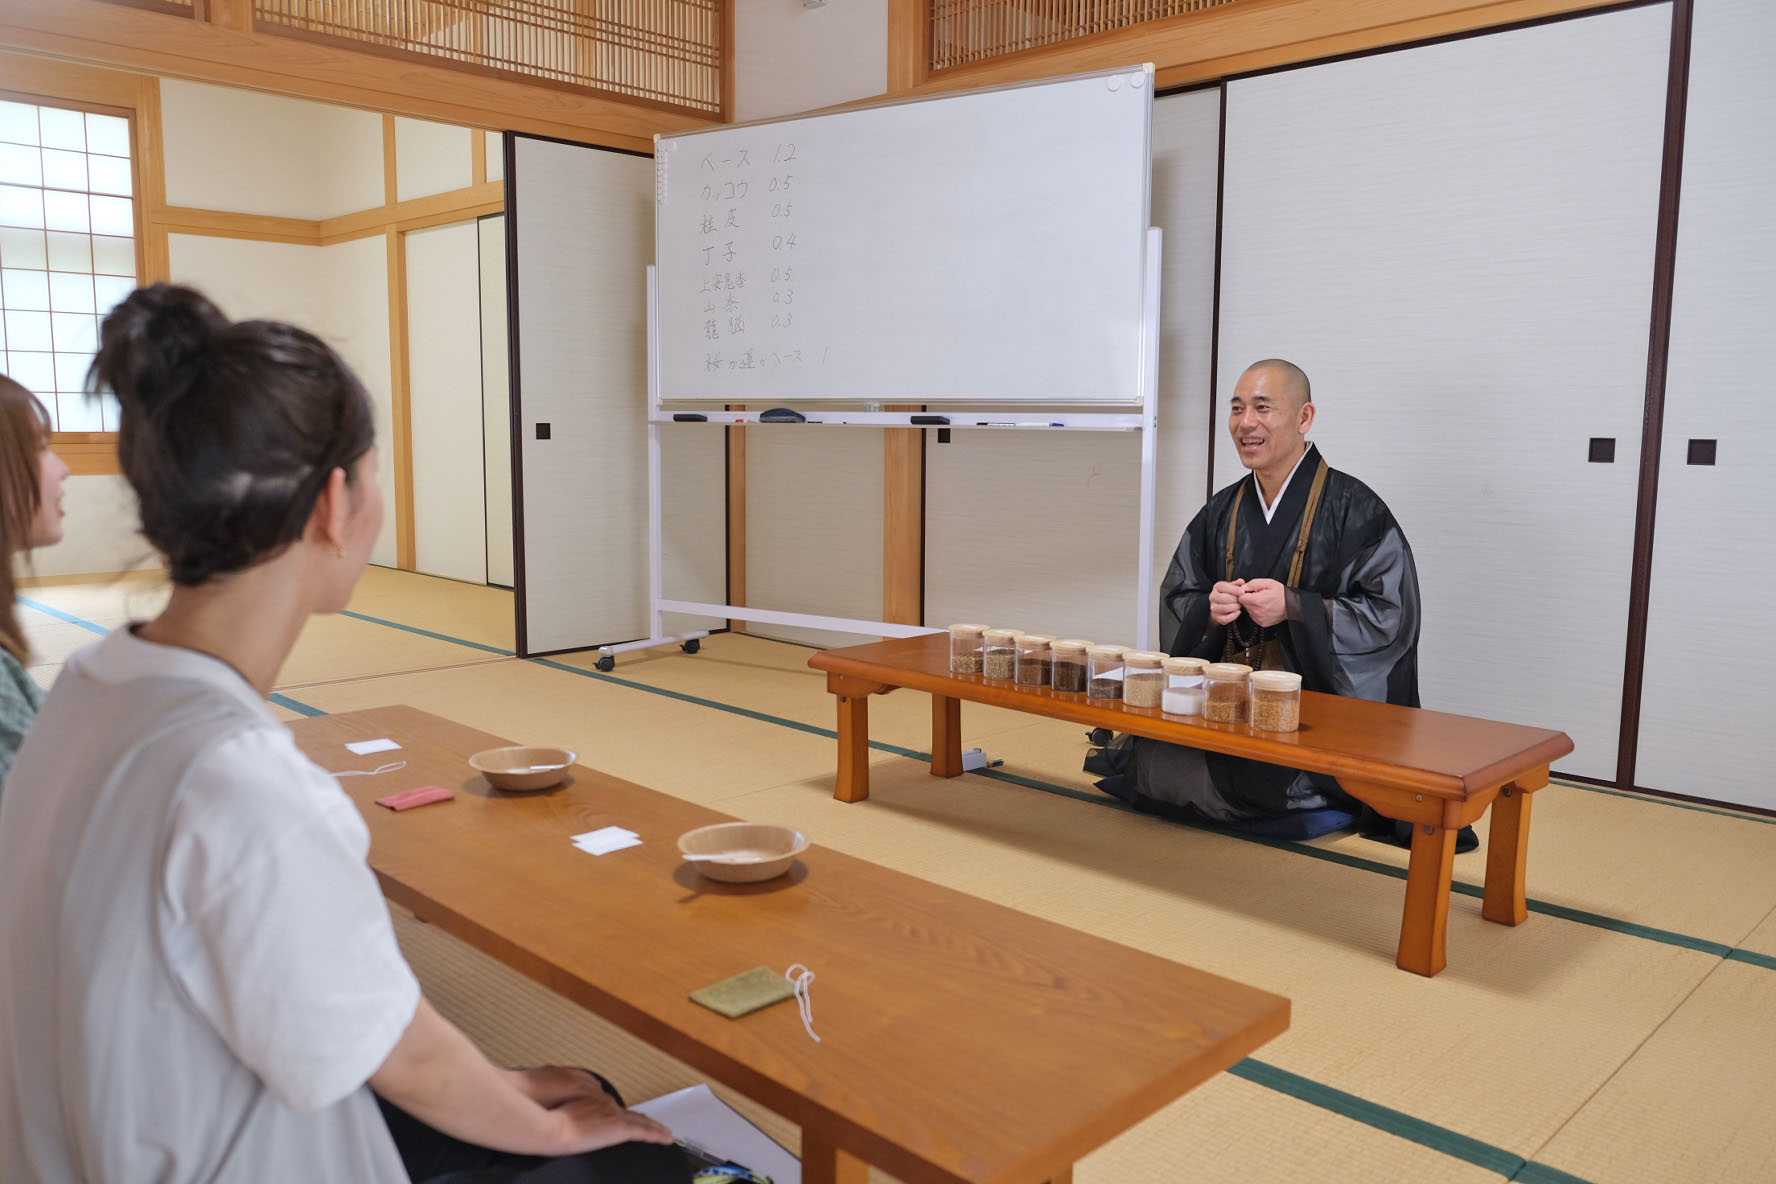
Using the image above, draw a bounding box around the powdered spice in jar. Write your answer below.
[1202,662,1253,723]
[1250,669,1303,732]
[1122,651,1167,708]
[1017,634,1054,687]
[1162,656,1209,716]
[1086,645,1129,701]
[1051,639,1090,693]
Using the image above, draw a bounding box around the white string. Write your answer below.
[331,760,409,779]
[785,963,820,1044]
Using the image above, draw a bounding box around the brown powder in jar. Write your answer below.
[1087,677,1122,700]
[984,650,1017,680]
[1053,660,1086,692]
[951,653,983,675]
[1017,657,1051,686]
[1252,688,1299,732]
[1204,680,1248,723]
[1124,673,1164,708]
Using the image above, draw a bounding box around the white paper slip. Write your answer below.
[632,1084,800,1184]
[346,738,402,756]
[571,826,642,856]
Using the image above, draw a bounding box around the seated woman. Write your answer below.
[0,286,694,1183]
[0,375,69,791]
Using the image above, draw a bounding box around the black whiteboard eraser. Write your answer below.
[758,408,806,423]
[672,412,708,422]
[910,415,949,425]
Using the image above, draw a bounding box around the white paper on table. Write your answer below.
[632,1084,801,1184]
[571,826,642,856]
[346,738,402,755]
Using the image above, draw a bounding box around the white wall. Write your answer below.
[166,233,398,569]
[26,475,154,577]
[396,116,475,201]
[734,1,888,122]
[160,80,384,219]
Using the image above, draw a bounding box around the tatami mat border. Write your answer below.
[17,596,107,635]
[1230,1060,1598,1183]
[269,692,326,717]
[339,609,516,656]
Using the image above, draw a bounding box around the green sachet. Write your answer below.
[690,966,796,1019]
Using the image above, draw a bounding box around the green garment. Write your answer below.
[0,646,45,790]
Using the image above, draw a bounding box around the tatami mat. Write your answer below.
[719,757,1716,1158]
[1533,959,1776,1184]
[549,633,1043,754]
[1739,907,1776,959]
[21,568,1776,1184]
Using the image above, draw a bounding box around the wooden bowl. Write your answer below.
[469,746,576,792]
[677,822,809,883]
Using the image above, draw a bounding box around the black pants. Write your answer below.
[375,1076,696,1184]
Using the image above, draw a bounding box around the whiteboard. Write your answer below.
[654,66,1154,404]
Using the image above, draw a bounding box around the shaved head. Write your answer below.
[1242,359,1312,410]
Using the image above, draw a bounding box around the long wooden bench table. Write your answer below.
[290,705,1290,1184]
[808,634,1574,978]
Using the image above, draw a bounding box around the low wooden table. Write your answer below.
[291,706,1289,1184]
[808,634,1573,978]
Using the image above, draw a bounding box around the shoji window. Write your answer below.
[0,99,137,432]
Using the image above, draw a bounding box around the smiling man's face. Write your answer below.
[1227,364,1313,478]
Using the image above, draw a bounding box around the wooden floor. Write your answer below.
[17,566,1776,1184]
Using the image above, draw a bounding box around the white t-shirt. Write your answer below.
[0,627,420,1183]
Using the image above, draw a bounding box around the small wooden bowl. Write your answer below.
[678,822,809,883]
[469,746,576,792]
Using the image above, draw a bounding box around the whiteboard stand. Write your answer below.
[598,228,1163,669]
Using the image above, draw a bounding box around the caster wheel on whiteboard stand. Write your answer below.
[682,638,701,655]
[595,656,616,673]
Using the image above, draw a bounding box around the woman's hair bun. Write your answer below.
[89,283,230,418]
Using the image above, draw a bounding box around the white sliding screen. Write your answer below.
[407,220,489,585]
[922,86,1222,645]
[1215,5,1672,780]
[509,136,723,655]
[1636,0,1776,808]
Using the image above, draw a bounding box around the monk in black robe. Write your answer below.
[1094,358,1471,849]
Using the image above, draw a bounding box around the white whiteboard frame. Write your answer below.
[601,228,1163,665]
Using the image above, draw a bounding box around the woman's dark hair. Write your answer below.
[88,284,376,587]
[1,375,52,662]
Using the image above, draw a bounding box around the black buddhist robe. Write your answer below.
[1099,444,1427,833]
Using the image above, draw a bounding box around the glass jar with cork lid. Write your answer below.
[1162,656,1209,716]
[1016,634,1054,687]
[1122,651,1167,708]
[948,624,987,675]
[1202,662,1253,723]
[1051,639,1090,693]
[1250,669,1303,732]
[1086,645,1129,701]
[982,628,1021,680]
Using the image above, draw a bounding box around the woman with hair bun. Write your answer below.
[0,376,69,790]
[0,285,693,1183]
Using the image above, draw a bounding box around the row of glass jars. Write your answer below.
[948,624,1302,733]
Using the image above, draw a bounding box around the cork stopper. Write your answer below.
[1163,656,1209,676]
[1204,662,1253,681]
[1250,670,1302,692]
[983,627,1022,647]
[1124,650,1168,671]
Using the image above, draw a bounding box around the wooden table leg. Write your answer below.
[801,1131,870,1184]
[1482,782,1535,926]
[931,693,963,778]
[1397,822,1457,976]
[835,692,871,804]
